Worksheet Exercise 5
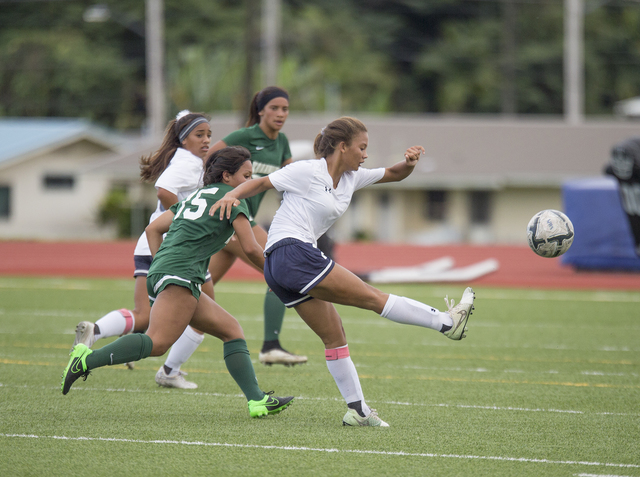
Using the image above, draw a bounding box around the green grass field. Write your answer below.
[1,276,639,476]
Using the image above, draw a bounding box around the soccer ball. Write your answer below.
[527,209,575,258]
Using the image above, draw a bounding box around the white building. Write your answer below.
[0,118,134,240]
[1,115,638,244]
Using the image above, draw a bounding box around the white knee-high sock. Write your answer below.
[94,309,135,340]
[163,326,205,376]
[381,295,452,331]
[325,345,371,417]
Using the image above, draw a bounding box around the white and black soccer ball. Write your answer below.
[527,209,575,258]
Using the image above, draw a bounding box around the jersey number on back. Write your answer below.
[174,188,219,221]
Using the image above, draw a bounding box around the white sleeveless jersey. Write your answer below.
[265,158,384,250]
[133,148,204,256]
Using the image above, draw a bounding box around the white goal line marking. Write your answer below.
[1,433,639,469]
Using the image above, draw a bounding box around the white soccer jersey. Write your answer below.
[265,158,384,249]
[133,148,204,256]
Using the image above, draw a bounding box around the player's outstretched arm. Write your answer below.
[377,145,425,184]
[209,176,274,220]
[233,214,265,270]
[146,210,175,256]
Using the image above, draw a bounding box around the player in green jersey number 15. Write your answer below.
[61,146,293,418]
[159,86,309,380]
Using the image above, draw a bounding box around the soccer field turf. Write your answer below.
[0,277,638,476]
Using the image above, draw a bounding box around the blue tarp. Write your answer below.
[561,177,640,271]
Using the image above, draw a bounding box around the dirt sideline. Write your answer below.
[1,240,639,291]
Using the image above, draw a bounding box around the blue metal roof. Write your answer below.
[0,117,116,166]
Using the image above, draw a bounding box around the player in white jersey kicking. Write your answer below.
[210,116,475,427]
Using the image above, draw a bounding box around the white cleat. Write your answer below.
[73,321,96,348]
[155,367,198,389]
[443,287,475,340]
[342,408,389,427]
[259,348,308,366]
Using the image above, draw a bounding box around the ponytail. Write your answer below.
[313,117,367,159]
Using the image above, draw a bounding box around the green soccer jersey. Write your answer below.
[223,124,292,218]
[148,183,250,284]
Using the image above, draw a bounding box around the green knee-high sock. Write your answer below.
[223,339,264,402]
[85,334,154,370]
[263,287,285,343]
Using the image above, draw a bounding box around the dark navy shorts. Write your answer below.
[263,238,335,307]
[134,255,153,277]
[134,254,212,282]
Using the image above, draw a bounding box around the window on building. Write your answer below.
[425,190,447,221]
[0,186,10,218]
[469,190,492,224]
[43,174,75,190]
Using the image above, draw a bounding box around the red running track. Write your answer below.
[1,240,639,291]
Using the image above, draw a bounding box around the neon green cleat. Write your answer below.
[248,391,294,418]
[443,287,475,341]
[342,408,389,427]
[61,343,93,395]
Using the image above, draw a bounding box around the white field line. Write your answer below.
[1,326,639,355]
[575,474,636,477]
[2,355,639,380]
[349,337,640,352]
[2,307,640,339]
[3,353,639,383]
[353,363,640,378]
[1,383,638,417]
[1,433,639,469]
[0,279,269,295]
[1,278,639,302]
[3,305,638,333]
[473,290,640,303]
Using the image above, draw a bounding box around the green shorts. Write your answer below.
[146,273,202,304]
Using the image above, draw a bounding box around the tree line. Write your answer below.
[1,0,639,130]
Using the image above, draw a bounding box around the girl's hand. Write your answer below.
[209,193,240,220]
[404,146,425,166]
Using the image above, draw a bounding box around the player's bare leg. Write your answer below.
[294,298,387,426]
[310,263,472,337]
